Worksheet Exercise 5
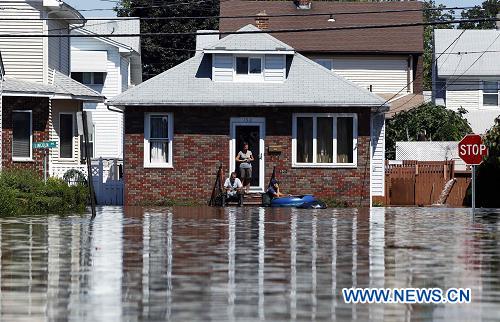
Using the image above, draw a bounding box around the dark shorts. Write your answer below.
[240,167,252,183]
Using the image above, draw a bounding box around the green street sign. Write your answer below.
[33,141,57,149]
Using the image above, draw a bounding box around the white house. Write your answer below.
[71,19,142,160]
[0,0,104,178]
[433,29,500,134]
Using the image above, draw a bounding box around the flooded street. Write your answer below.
[0,207,499,321]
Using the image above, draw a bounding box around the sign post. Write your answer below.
[458,135,488,215]
[32,141,57,184]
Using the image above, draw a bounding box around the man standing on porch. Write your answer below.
[236,142,254,194]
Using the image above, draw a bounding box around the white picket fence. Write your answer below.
[51,158,124,205]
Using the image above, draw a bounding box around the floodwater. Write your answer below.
[0,207,499,322]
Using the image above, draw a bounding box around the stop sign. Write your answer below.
[458,135,488,165]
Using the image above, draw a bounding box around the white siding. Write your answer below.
[371,113,385,197]
[120,55,129,92]
[71,36,124,158]
[212,54,233,82]
[264,55,285,82]
[445,80,481,110]
[333,58,408,93]
[0,1,44,83]
[48,18,70,83]
[308,55,410,94]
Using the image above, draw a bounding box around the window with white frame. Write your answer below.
[234,56,263,79]
[483,81,499,108]
[314,59,333,71]
[144,113,173,168]
[59,113,74,159]
[292,113,357,167]
[12,110,32,160]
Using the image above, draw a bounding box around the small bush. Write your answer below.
[0,170,89,216]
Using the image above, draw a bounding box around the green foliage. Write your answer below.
[423,0,455,90]
[0,170,89,216]
[459,0,500,29]
[476,116,500,207]
[386,103,472,159]
[116,0,219,80]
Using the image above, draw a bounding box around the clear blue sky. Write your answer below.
[66,0,117,17]
[65,0,486,18]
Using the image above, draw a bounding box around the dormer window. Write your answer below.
[234,56,263,80]
[211,53,286,83]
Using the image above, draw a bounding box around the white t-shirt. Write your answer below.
[224,178,243,196]
[238,150,253,169]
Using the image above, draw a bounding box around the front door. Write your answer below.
[230,118,265,192]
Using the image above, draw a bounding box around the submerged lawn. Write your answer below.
[0,170,88,216]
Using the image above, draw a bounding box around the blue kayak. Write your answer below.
[270,195,317,207]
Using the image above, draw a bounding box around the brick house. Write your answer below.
[220,0,425,200]
[109,25,388,207]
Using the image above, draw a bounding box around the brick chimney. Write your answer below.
[295,0,311,10]
[255,11,269,30]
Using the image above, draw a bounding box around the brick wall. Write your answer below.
[2,96,50,175]
[124,106,372,207]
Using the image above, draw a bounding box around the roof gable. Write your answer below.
[205,24,294,52]
[72,19,141,54]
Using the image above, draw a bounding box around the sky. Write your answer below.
[65,0,486,18]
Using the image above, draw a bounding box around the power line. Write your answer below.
[0,17,498,38]
[0,5,479,21]
[373,28,468,114]
[390,32,500,115]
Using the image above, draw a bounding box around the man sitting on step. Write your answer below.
[223,172,243,206]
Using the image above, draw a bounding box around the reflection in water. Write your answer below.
[0,207,499,321]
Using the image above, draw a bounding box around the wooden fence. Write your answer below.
[377,161,471,207]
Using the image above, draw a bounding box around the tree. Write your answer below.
[476,116,500,207]
[460,0,500,29]
[116,0,219,80]
[423,0,455,90]
[386,103,472,159]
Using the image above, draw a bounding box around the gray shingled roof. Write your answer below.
[3,72,104,102]
[77,18,141,53]
[205,24,294,52]
[3,78,55,95]
[435,29,500,77]
[53,71,104,101]
[109,52,385,107]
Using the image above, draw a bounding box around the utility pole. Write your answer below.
[81,108,97,219]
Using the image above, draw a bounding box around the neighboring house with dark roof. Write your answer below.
[433,29,500,134]
[0,0,103,177]
[109,24,388,207]
[70,18,142,161]
[219,0,425,118]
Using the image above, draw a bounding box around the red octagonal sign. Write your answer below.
[458,135,488,165]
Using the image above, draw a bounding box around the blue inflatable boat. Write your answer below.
[270,195,318,207]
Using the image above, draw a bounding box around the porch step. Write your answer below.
[225,193,263,206]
